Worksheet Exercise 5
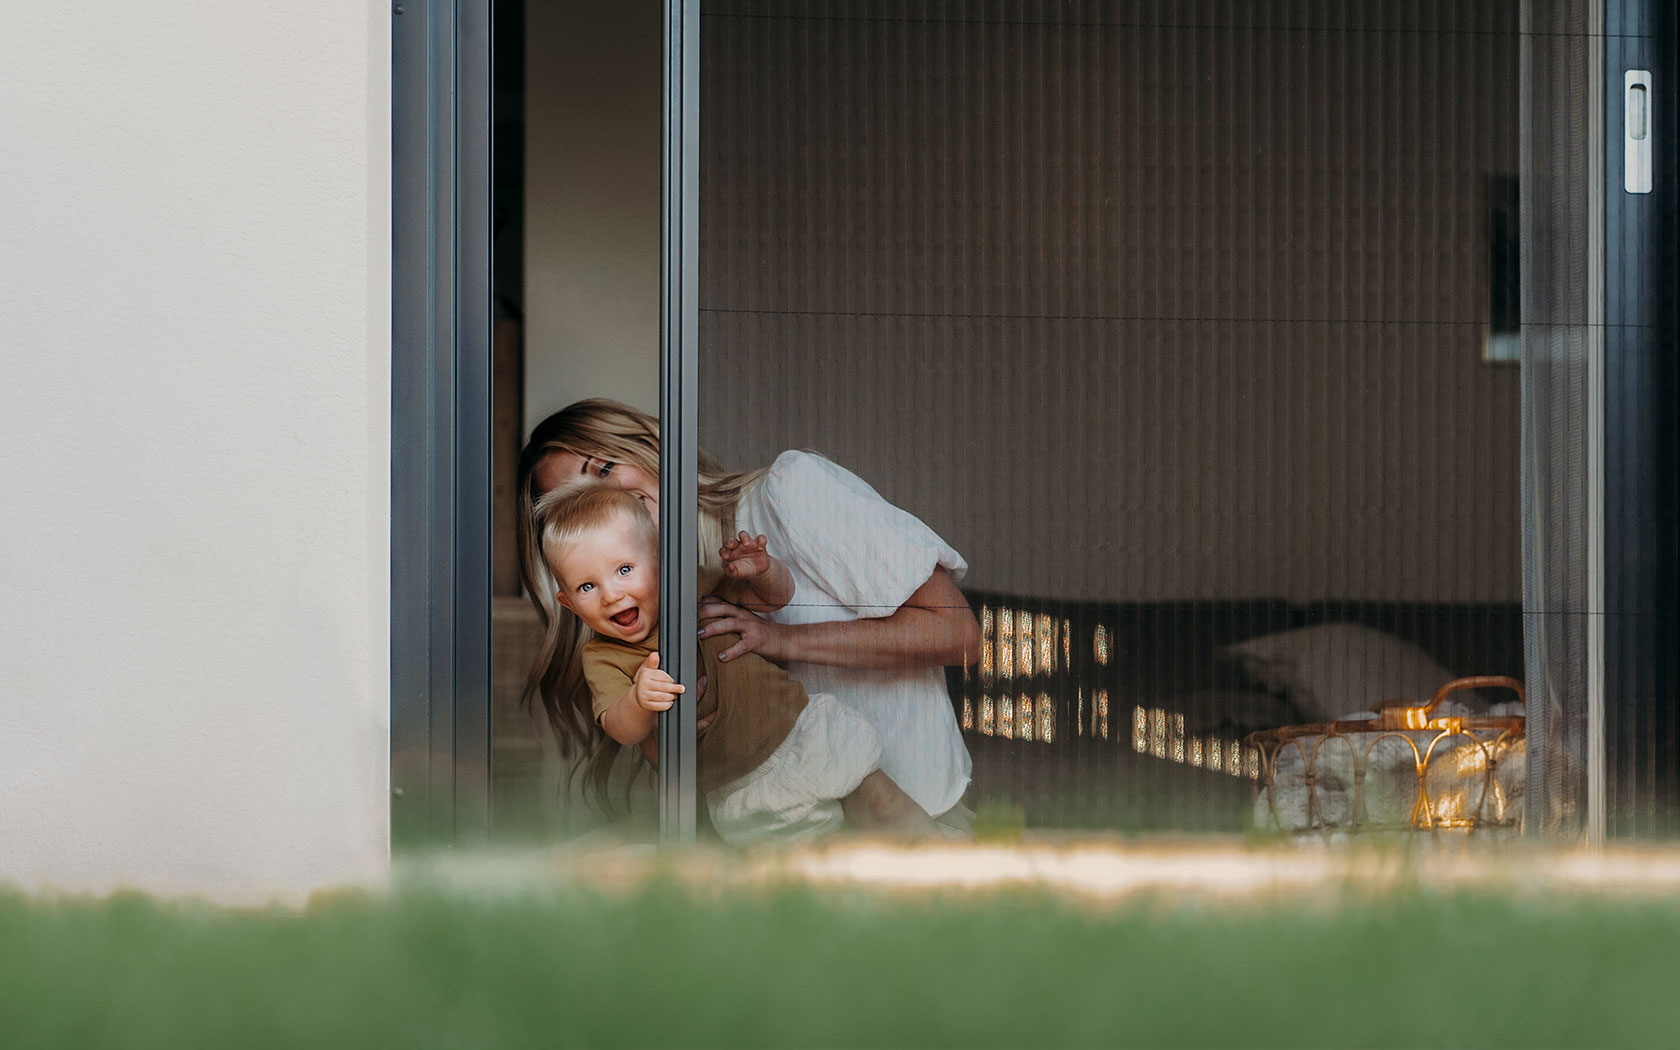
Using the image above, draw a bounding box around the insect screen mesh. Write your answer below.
[694,1,1568,835]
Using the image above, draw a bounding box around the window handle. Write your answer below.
[1625,71,1652,194]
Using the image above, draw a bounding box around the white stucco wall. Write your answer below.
[0,4,390,902]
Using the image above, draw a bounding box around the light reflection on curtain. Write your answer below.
[1519,0,1594,839]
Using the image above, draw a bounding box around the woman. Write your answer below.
[516,398,980,831]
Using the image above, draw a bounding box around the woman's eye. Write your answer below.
[599,461,615,477]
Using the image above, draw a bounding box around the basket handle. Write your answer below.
[1423,675,1525,716]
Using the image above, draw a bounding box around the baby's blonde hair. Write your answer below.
[536,480,659,589]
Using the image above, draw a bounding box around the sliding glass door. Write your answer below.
[694,2,1535,835]
[394,0,1676,844]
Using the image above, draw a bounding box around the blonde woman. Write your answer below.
[516,398,979,832]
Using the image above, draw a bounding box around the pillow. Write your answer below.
[1162,687,1299,735]
[1221,623,1474,722]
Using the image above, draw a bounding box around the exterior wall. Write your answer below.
[0,3,390,901]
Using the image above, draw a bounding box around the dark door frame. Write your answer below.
[1603,0,1679,837]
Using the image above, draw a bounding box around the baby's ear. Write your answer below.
[553,588,573,612]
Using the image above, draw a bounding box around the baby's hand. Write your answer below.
[720,531,773,580]
[632,651,684,713]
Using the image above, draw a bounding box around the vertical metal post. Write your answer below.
[1602,0,1680,838]
[391,0,435,848]
[391,0,494,846]
[1585,0,1608,849]
[454,0,495,844]
[657,0,701,844]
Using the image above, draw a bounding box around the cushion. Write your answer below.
[1163,687,1299,735]
[1221,623,1474,722]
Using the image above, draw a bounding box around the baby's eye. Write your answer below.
[577,582,594,594]
[616,564,633,576]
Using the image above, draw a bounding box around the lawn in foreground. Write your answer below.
[2,873,1673,1049]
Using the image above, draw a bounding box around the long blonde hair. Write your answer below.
[514,398,767,812]
[529,480,662,806]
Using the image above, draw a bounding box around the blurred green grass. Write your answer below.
[3,874,1675,1049]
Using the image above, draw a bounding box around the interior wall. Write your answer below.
[523,0,662,421]
[697,1,1523,603]
[521,1,1524,604]
[0,2,389,901]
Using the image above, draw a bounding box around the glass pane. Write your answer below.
[498,1,668,842]
[697,1,1538,837]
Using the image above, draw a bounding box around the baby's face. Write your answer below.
[552,513,660,644]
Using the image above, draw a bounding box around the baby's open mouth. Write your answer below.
[610,608,640,628]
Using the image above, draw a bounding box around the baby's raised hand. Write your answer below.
[632,651,684,713]
[719,531,773,580]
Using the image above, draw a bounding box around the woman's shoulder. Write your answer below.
[748,449,967,607]
[743,450,895,565]
[754,448,954,547]
[759,449,882,504]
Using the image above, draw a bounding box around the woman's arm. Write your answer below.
[697,566,980,670]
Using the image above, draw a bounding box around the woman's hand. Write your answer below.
[697,568,980,670]
[698,597,790,663]
[698,568,980,671]
[695,675,712,731]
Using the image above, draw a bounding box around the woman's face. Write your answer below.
[534,450,661,522]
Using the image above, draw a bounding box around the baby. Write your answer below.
[535,480,936,844]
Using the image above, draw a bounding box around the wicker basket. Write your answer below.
[1249,676,1526,835]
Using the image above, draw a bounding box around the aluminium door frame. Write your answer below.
[1601,0,1679,838]
[657,0,703,845]
[391,0,495,844]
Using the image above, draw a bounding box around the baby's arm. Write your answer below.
[719,531,794,611]
[598,651,684,747]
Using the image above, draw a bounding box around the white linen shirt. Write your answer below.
[734,450,973,816]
